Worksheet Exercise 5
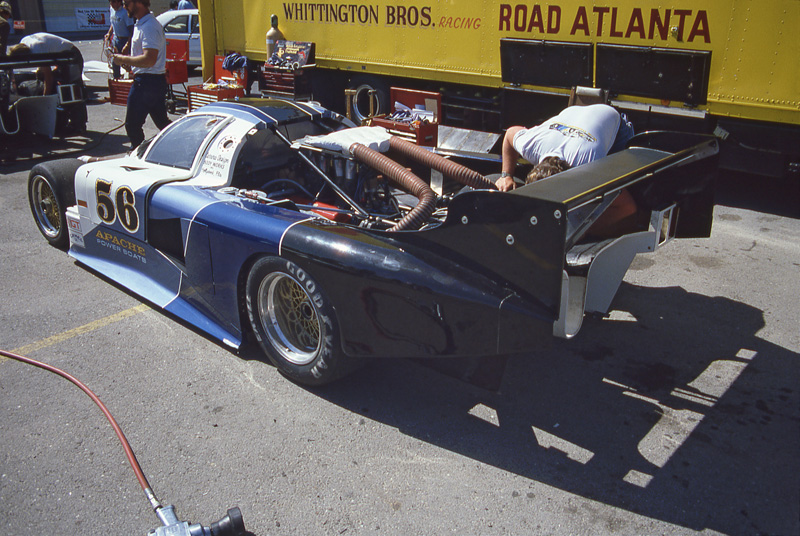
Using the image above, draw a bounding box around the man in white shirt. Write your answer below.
[112,0,170,148]
[498,104,637,235]
[8,32,83,95]
[497,104,634,191]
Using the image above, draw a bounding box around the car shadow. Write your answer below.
[715,170,800,219]
[307,282,799,536]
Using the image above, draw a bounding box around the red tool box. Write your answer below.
[370,87,441,146]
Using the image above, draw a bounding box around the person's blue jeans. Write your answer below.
[609,112,635,154]
[125,73,171,149]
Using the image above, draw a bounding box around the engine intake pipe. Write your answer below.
[388,136,497,190]
[350,142,437,231]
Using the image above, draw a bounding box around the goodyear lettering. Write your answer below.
[499,5,711,43]
[95,230,147,263]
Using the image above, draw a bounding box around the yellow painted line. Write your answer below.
[5,304,149,359]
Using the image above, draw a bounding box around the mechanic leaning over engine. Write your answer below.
[111,0,170,149]
[498,103,638,235]
[8,33,84,96]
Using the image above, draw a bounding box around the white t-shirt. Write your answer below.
[20,33,74,54]
[131,12,166,75]
[513,104,621,167]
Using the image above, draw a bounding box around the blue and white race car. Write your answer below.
[28,98,718,385]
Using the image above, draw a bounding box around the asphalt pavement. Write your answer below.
[0,39,798,536]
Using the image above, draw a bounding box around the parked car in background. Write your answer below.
[156,8,200,67]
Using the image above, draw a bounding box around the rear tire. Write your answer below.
[28,159,82,250]
[246,257,356,386]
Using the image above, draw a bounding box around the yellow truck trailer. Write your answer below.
[197,0,799,176]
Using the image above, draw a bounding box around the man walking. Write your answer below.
[111,0,170,148]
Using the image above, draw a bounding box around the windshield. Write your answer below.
[145,115,224,169]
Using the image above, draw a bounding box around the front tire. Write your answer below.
[246,257,355,386]
[28,159,82,250]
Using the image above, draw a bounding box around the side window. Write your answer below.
[191,15,200,35]
[231,129,293,189]
[163,15,188,34]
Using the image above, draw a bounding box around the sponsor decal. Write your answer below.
[549,122,596,143]
[498,5,711,43]
[95,230,148,264]
[75,8,107,30]
[282,2,435,28]
[67,215,85,248]
[281,2,711,43]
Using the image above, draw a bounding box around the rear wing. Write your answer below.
[515,132,719,248]
[399,132,719,346]
[1,51,85,105]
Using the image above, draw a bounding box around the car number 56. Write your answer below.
[96,179,140,233]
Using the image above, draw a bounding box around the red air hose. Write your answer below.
[0,349,154,497]
[1,349,248,535]
[350,142,437,231]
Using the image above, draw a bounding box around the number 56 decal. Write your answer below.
[96,179,140,233]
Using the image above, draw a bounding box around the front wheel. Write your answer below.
[28,159,82,250]
[246,257,356,385]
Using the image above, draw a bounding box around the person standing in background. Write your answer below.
[111,0,170,148]
[177,0,194,9]
[105,0,134,79]
[0,2,12,57]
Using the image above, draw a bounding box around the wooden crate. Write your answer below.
[108,79,132,106]
[187,85,245,111]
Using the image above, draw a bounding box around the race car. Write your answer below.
[1,50,87,144]
[28,98,718,385]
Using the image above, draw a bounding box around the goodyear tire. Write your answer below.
[246,257,355,386]
[28,159,82,250]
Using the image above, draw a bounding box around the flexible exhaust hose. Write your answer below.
[350,142,437,231]
[388,136,497,190]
